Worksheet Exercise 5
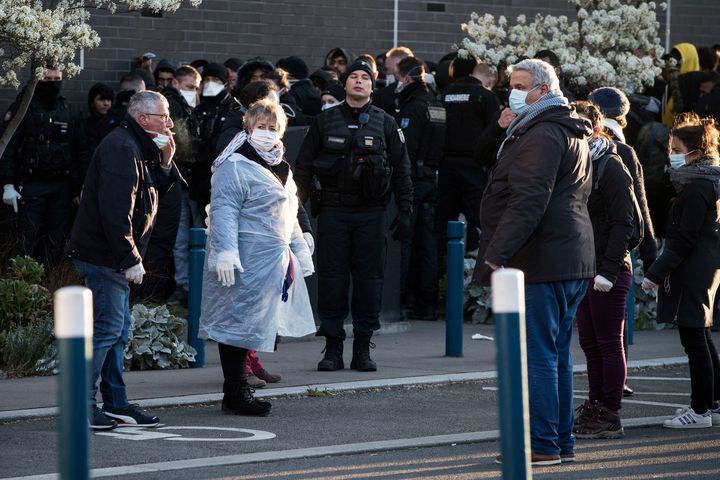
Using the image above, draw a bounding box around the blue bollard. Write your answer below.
[626,250,635,346]
[445,221,465,357]
[492,269,531,480]
[54,287,92,480]
[188,227,206,368]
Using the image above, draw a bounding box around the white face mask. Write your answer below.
[250,128,280,152]
[508,85,540,114]
[321,102,339,111]
[180,89,197,108]
[668,153,687,169]
[202,81,224,97]
[146,130,170,149]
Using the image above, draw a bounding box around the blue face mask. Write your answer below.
[508,85,540,114]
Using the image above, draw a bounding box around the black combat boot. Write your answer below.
[317,337,344,371]
[351,334,377,371]
[222,381,271,416]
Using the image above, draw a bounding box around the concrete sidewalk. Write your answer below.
[0,321,687,416]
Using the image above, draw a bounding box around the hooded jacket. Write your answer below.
[473,104,595,285]
[66,115,181,271]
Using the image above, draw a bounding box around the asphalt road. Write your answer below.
[2,365,719,479]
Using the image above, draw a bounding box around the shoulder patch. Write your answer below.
[400,117,410,129]
[397,128,405,144]
[4,111,12,122]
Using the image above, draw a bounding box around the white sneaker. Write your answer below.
[676,405,720,426]
[711,406,720,426]
[664,407,712,429]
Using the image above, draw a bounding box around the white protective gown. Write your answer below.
[199,153,316,352]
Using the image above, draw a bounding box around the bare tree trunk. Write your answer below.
[0,76,39,163]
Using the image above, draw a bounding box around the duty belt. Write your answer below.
[319,191,388,208]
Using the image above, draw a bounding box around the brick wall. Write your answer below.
[0,0,717,112]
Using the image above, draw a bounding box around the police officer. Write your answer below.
[437,57,501,252]
[191,63,239,216]
[1,68,78,268]
[394,57,445,320]
[295,59,413,372]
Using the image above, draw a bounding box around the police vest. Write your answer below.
[442,80,493,157]
[18,99,73,180]
[314,106,392,205]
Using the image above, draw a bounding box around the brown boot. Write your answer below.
[245,373,267,389]
[254,368,282,383]
[573,403,624,439]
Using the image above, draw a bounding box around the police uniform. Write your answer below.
[295,72,412,370]
[0,86,78,267]
[438,75,500,251]
[394,80,445,319]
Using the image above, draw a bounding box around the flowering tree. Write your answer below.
[0,0,202,159]
[457,0,666,95]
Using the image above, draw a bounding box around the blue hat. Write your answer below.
[588,87,630,119]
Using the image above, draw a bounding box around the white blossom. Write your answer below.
[0,0,202,88]
[457,0,665,94]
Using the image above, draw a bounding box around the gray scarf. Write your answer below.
[589,137,612,162]
[498,91,568,156]
[670,161,720,196]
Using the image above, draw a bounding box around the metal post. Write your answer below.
[493,269,531,480]
[445,221,465,357]
[627,250,635,346]
[54,286,92,480]
[188,227,206,367]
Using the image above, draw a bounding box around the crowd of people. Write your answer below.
[1,41,719,459]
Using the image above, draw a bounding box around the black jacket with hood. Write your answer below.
[66,115,181,271]
[473,104,595,285]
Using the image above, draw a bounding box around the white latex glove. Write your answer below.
[124,263,145,284]
[593,274,613,292]
[3,184,21,213]
[216,250,242,287]
[303,232,315,254]
[641,278,658,296]
[204,204,211,235]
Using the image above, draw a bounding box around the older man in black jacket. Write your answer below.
[67,90,181,430]
[473,59,595,466]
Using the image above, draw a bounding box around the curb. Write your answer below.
[0,356,687,422]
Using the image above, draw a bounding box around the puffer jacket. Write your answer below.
[473,104,595,285]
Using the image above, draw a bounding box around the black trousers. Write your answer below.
[400,178,438,313]
[435,158,487,252]
[316,207,387,340]
[678,326,720,413]
[15,179,71,268]
[131,182,182,303]
[218,343,248,383]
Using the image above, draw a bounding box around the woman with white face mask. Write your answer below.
[200,100,316,417]
[643,113,720,429]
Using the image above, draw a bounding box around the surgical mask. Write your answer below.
[508,86,539,114]
[202,81,224,97]
[180,89,197,108]
[668,153,687,169]
[146,130,170,149]
[250,129,280,152]
[321,102,339,111]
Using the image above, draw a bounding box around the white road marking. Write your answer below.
[3,416,673,480]
[626,376,690,381]
[483,387,686,409]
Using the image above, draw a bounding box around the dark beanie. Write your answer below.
[202,62,228,84]
[276,56,309,80]
[342,59,375,89]
[322,83,346,102]
[588,87,630,119]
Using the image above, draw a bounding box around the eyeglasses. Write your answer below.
[143,112,171,122]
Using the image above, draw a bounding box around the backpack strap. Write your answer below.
[593,152,614,190]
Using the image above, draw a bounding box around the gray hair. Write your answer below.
[508,59,561,94]
[127,91,169,120]
[243,99,288,138]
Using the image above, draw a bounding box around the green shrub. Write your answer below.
[7,256,45,285]
[124,304,197,370]
[0,317,56,376]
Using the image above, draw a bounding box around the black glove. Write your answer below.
[391,208,413,241]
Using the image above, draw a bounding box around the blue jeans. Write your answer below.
[73,259,131,410]
[525,279,588,455]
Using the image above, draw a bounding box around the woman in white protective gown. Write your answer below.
[200,99,316,416]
